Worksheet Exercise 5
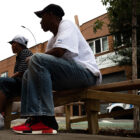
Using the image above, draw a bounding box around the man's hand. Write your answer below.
[25,56,32,64]
[45,48,66,57]
[11,72,24,78]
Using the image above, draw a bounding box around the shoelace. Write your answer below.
[25,117,39,130]
[25,117,32,125]
[21,117,38,131]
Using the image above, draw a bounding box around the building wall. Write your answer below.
[80,13,132,81]
[80,13,110,40]
[0,56,16,77]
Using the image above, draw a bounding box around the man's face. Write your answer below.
[11,42,22,54]
[40,13,52,32]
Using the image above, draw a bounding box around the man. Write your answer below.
[12,4,102,134]
[0,35,32,115]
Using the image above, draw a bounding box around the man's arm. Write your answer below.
[26,48,66,64]
[45,48,66,57]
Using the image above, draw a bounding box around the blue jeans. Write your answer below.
[0,77,21,98]
[21,53,97,116]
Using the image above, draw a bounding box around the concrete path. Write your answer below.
[0,130,140,140]
[0,117,139,140]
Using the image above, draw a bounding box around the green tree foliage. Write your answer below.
[101,0,140,66]
[93,20,104,33]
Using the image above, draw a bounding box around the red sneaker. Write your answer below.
[13,117,33,128]
[12,121,57,134]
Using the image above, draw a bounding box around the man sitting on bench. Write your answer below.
[12,4,102,135]
[0,35,33,125]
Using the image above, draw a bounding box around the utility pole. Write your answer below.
[21,25,38,52]
[74,15,80,28]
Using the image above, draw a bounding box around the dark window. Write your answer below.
[95,39,101,53]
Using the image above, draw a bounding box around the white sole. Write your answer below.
[13,129,57,135]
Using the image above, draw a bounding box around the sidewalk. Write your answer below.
[0,129,140,140]
[7,117,135,131]
[0,117,139,140]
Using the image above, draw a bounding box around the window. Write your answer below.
[88,36,108,54]
[95,39,101,53]
[114,33,131,47]
[1,72,8,77]
[89,42,94,53]
[102,37,108,51]
[114,34,122,47]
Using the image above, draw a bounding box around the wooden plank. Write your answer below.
[90,79,140,91]
[69,109,133,124]
[9,97,21,102]
[87,89,140,106]
[53,89,87,107]
[4,100,13,129]
[70,116,87,123]
[85,99,99,134]
[65,105,71,130]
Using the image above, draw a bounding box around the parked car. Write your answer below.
[106,103,133,119]
[106,91,140,119]
[107,103,133,113]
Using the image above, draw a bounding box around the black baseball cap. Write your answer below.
[34,4,65,18]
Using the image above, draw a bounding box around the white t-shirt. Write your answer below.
[46,20,102,84]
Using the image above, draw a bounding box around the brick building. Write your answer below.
[81,13,132,85]
[0,13,132,116]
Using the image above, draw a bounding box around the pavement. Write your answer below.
[10,117,134,131]
[0,130,140,140]
[0,117,139,140]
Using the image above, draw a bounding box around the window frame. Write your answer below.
[88,36,108,54]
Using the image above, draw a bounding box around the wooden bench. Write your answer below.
[4,79,140,134]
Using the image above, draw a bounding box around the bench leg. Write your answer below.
[4,101,13,129]
[85,99,100,134]
[65,105,71,130]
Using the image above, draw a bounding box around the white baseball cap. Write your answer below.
[9,35,28,47]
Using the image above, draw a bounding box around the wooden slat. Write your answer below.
[8,97,20,102]
[70,116,87,123]
[65,105,71,130]
[87,89,140,106]
[53,89,87,107]
[70,109,133,123]
[85,99,99,134]
[90,79,140,91]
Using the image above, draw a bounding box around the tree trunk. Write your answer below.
[132,0,139,133]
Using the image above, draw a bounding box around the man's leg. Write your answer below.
[0,77,21,113]
[21,53,97,117]
[0,91,6,112]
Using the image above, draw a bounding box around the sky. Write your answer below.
[0,0,107,61]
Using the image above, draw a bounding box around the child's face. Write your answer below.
[11,42,22,54]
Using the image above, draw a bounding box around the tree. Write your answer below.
[101,0,140,76]
[101,0,140,132]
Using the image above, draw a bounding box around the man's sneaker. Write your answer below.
[13,117,36,129]
[12,121,57,134]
